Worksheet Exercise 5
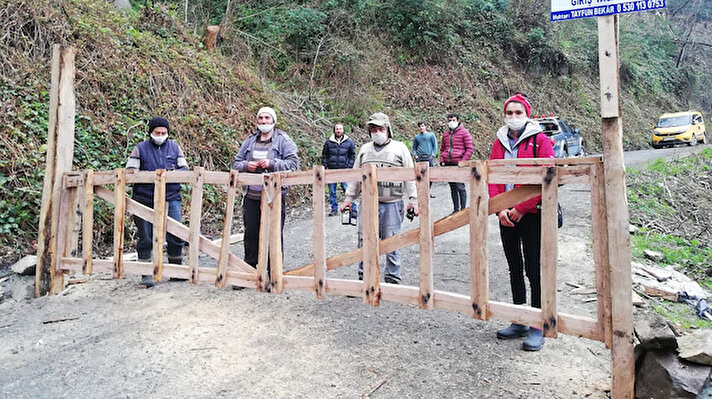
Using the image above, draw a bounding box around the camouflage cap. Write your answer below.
[367,112,392,136]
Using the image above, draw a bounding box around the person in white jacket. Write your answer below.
[340,112,418,284]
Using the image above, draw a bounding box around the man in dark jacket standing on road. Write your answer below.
[322,122,356,216]
[126,116,190,287]
[440,113,473,213]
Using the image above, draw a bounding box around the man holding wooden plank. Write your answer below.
[339,112,418,285]
[126,117,190,287]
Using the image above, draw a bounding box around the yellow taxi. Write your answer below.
[651,111,707,148]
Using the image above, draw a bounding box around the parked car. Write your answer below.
[532,114,585,158]
[651,111,707,149]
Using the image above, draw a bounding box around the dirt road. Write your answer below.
[1,162,620,399]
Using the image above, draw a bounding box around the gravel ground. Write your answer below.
[0,169,616,399]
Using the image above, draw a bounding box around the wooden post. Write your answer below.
[113,168,126,279]
[269,173,284,293]
[35,45,76,296]
[257,176,271,292]
[66,183,82,259]
[598,14,634,398]
[540,166,559,338]
[82,170,94,274]
[590,162,612,349]
[361,164,380,306]
[203,25,220,50]
[312,166,327,299]
[188,167,204,284]
[152,169,167,282]
[215,170,238,288]
[468,161,489,320]
[415,162,433,310]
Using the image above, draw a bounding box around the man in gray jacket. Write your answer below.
[232,107,300,269]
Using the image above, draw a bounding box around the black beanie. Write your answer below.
[148,117,170,135]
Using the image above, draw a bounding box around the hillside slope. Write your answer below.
[1,0,710,265]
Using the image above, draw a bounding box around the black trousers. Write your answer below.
[448,182,467,212]
[243,193,286,268]
[499,212,541,308]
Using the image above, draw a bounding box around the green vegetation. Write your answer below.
[1,0,711,266]
[627,148,712,327]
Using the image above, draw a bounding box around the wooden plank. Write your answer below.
[415,162,434,310]
[269,173,284,293]
[489,301,542,329]
[82,170,94,274]
[540,166,559,338]
[485,156,602,166]
[468,161,489,320]
[312,166,327,299]
[324,278,362,297]
[53,186,72,279]
[559,165,593,185]
[188,168,204,284]
[66,182,82,260]
[428,166,471,183]
[598,15,621,119]
[280,170,313,186]
[35,43,62,291]
[381,284,420,306]
[124,170,195,184]
[62,258,256,285]
[557,312,604,342]
[487,166,544,185]
[599,14,634,399]
[202,170,230,185]
[257,177,271,292]
[361,164,380,306]
[113,168,126,279]
[284,185,542,277]
[36,45,75,296]
[374,167,416,183]
[94,187,256,275]
[323,168,362,184]
[215,170,238,288]
[152,169,166,283]
[590,163,612,348]
[90,171,117,186]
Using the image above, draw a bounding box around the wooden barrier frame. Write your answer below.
[36,43,633,398]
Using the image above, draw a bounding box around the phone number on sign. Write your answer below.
[618,0,665,12]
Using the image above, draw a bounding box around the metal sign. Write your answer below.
[551,0,665,21]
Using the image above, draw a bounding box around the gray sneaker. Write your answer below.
[522,328,544,351]
[496,323,530,340]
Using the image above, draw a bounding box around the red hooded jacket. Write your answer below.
[488,123,555,214]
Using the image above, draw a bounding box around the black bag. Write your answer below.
[530,134,563,228]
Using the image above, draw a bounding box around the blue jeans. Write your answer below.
[133,200,184,261]
[357,201,404,283]
[328,182,357,213]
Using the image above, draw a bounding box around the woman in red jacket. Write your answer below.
[488,93,555,351]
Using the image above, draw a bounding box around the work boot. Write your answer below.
[168,256,188,281]
[384,275,401,285]
[329,209,339,216]
[141,275,155,288]
[496,323,530,340]
[522,328,544,351]
[138,258,155,288]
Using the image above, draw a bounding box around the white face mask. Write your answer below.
[258,124,274,134]
[447,121,459,130]
[505,117,528,131]
[371,132,388,145]
[151,134,168,145]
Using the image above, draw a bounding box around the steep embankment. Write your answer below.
[1,0,710,266]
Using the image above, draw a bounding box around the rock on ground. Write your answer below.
[677,330,712,366]
[635,350,711,398]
